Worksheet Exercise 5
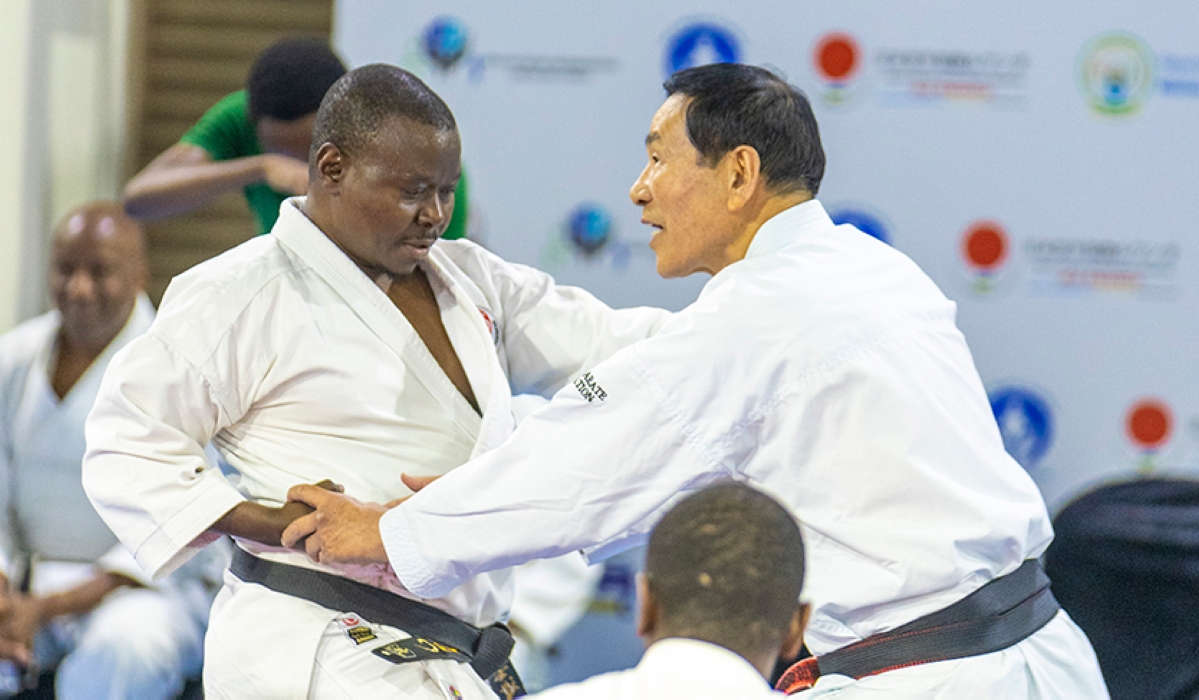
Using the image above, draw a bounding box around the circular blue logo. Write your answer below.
[422,16,469,70]
[666,23,741,76]
[989,387,1054,470]
[568,203,613,255]
[829,208,890,245]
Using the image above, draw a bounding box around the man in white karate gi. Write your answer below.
[528,481,807,700]
[0,202,217,698]
[83,65,668,699]
[285,63,1111,698]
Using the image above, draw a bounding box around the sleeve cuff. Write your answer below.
[133,474,246,580]
[379,504,452,599]
[96,544,154,587]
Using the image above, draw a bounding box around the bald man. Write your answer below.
[0,202,221,699]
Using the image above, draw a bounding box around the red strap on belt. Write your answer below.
[777,657,821,694]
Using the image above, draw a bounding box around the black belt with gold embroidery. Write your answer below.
[230,548,522,695]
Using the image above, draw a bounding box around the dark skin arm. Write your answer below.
[213,479,343,547]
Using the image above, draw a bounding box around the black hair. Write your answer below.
[247,38,347,123]
[645,481,805,658]
[309,64,457,161]
[664,63,825,196]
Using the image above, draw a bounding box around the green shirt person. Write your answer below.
[123,38,469,239]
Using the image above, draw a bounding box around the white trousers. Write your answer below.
[35,586,207,700]
[205,609,500,700]
[799,610,1109,699]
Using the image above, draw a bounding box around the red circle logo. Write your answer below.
[814,33,860,82]
[1126,398,1172,450]
[961,221,1009,272]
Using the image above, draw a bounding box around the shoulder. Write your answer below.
[179,91,255,158]
[152,235,297,362]
[432,239,551,298]
[205,91,248,117]
[526,670,631,699]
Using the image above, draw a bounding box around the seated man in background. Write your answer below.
[528,482,807,699]
[122,37,471,241]
[0,202,222,699]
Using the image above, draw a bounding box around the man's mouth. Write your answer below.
[641,218,665,236]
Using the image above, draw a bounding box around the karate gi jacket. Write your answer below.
[82,200,670,695]
[0,296,168,585]
[382,200,1108,697]
[526,639,781,699]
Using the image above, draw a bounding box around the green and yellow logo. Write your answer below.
[1077,32,1155,116]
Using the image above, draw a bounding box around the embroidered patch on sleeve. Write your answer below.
[573,372,608,402]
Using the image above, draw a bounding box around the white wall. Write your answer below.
[0,0,129,333]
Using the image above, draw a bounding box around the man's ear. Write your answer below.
[313,142,346,192]
[635,573,659,643]
[724,145,763,213]
[779,603,810,661]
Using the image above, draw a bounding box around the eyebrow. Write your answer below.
[645,132,661,146]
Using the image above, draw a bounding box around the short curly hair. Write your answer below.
[247,37,347,123]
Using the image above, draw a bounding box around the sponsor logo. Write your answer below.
[1023,238,1179,300]
[568,203,613,256]
[589,561,636,616]
[422,16,469,70]
[665,21,741,77]
[813,32,863,105]
[989,387,1053,471]
[574,372,608,403]
[828,205,890,246]
[410,17,618,83]
[960,220,1010,294]
[875,47,1030,107]
[1126,397,1173,472]
[1158,52,1199,98]
[1077,32,1154,116]
[540,203,647,272]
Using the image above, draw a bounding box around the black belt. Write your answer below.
[778,559,1060,694]
[230,548,525,698]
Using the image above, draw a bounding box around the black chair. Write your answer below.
[1045,478,1199,700]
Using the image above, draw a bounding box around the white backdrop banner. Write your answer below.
[334,0,1199,512]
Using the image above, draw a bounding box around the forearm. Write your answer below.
[123,155,270,219]
[213,500,314,548]
[35,572,133,621]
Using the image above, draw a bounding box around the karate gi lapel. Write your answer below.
[420,252,516,459]
[271,201,482,442]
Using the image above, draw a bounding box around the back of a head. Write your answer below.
[664,63,825,196]
[247,37,347,123]
[309,64,457,161]
[646,481,805,659]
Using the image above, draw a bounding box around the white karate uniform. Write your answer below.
[82,199,669,698]
[526,638,781,699]
[381,200,1109,698]
[0,296,216,700]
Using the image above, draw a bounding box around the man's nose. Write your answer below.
[418,194,448,228]
[65,270,96,298]
[630,170,651,206]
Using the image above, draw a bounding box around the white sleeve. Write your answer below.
[453,242,672,396]
[83,333,246,580]
[380,338,733,599]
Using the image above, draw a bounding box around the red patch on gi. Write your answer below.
[479,308,499,346]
